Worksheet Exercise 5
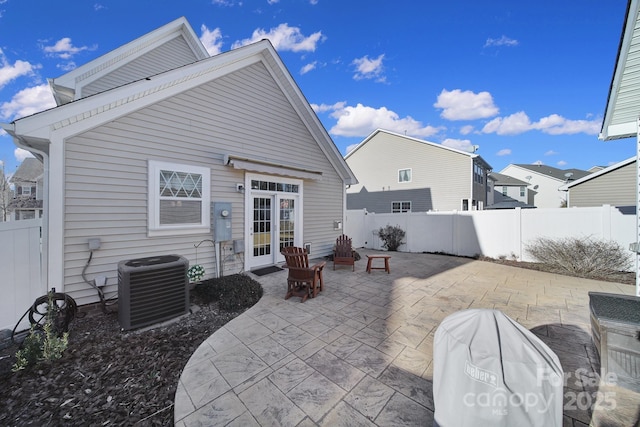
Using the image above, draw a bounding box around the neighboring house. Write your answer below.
[345,129,492,212]
[499,164,591,208]
[8,158,44,220]
[559,156,635,208]
[1,17,357,306]
[486,172,535,209]
[599,0,640,295]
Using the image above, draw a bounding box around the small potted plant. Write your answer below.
[187,264,205,283]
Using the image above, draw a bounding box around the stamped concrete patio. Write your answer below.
[174,249,637,426]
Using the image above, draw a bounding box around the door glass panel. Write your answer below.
[279,198,295,252]
[253,197,271,257]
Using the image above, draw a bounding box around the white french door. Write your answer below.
[246,175,301,269]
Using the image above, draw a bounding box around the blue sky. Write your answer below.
[0,0,634,176]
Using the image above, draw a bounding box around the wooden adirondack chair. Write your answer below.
[333,234,355,271]
[281,246,326,302]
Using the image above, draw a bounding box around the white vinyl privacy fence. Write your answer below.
[345,205,636,268]
[0,219,44,332]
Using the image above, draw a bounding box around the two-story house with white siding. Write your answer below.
[345,129,492,213]
[499,163,591,208]
[486,172,535,209]
[7,157,44,220]
[559,156,635,208]
[1,17,357,306]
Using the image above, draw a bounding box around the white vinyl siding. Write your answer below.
[63,61,344,305]
[82,37,200,98]
[567,162,636,207]
[347,132,472,211]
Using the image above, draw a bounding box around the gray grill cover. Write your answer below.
[433,309,563,427]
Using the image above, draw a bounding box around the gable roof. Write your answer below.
[559,156,635,190]
[2,21,356,185]
[504,164,591,182]
[600,0,640,140]
[9,158,43,183]
[48,17,210,106]
[489,172,528,186]
[346,129,493,170]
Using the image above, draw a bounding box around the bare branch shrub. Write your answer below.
[525,236,632,279]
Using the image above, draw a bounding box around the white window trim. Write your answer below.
[392,201,412,213]
[148,160,210,237]
[398,168,412,183]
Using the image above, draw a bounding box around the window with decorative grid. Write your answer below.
[148,160,210,236]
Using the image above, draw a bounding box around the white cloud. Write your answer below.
[14,147,34,162]
[352,54,385,82]
[200,25,224,56]
[57,61,77,72]
[0,84,56,120]
[212,0,241,6]
[328,103,442,138]
[232,23,323,52]
[441,138,475,153]
[557,160,567,166]
[497,148,512,156]
[484,35,519,48]
[43,37,95,59]
[0,49,39,89]
[300,61,317,75]
[309,0,318,4]
[482,112,601,136]
[311,101,346,113]
[545,150,558,156]
[533,160,543,165]
[93,3,106,11]
[267,0,279,3]
[434,89,499,120]
[459,125,474,135]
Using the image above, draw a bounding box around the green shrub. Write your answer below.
[377,224,406,251]
[525,236,632,279]
[13,293,69,372]
[193,274,263,311]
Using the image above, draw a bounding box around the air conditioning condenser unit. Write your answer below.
[118,254,189,330]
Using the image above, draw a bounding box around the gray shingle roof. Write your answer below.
[489,172,529,186]
[9,158,43,183]
[512,164,591,181]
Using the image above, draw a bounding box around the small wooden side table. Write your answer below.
[366,255,391,274]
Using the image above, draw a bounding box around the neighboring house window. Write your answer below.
[21,186,31,196]
[520,186,525,197]
[398,168,412,183]
[474,164,484,184]
[392,201,411,213]
[148,160,210,236]
[502,186,508,195]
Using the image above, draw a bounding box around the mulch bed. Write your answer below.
[0,274,261,426]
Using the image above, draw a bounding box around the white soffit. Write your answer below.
[601,0,640,141]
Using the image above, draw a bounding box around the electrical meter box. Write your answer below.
[212,202,232,242]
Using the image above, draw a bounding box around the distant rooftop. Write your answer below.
[512,164,591,181]
[489,172,529,186]
[9,158,43,183]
